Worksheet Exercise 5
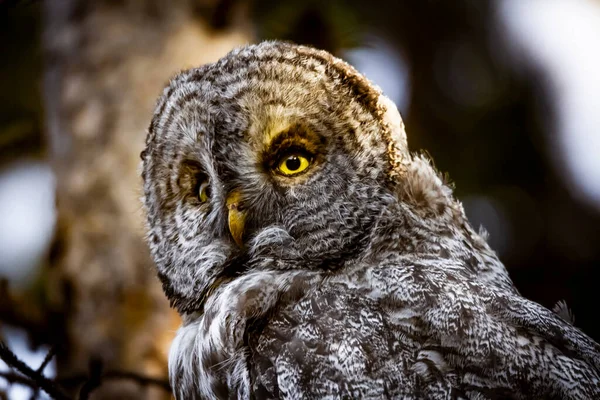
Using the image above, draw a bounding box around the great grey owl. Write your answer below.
[141,41,600,399]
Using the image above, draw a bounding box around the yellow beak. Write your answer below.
[226,190,245,247]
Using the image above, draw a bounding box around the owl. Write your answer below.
[141,41,600,399]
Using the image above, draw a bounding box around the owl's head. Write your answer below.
[142,41,414,313]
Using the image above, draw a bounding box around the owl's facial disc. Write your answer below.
[142,42,413,313]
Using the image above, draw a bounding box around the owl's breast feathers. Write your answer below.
[169,254,600,399]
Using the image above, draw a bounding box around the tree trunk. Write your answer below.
[43,1,252,397]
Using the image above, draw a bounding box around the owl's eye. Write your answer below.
[277,153,312,176]
[198,180,211,203]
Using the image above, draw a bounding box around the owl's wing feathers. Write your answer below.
[248,260,600,399]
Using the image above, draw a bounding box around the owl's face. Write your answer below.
[142,42,408,313]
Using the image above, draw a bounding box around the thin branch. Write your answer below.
[31,347,58,400]
[0,370,38,387]
[0,341,70,400]
[0,338,171,398]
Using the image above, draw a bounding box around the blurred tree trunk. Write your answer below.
[42,1,252,397]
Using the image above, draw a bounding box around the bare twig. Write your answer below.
[0,341,70,400]
[0,339,172,397]
[31,346,58,399]
[0,370,38,387]
[2,278,175,397]
[37,346,57,374]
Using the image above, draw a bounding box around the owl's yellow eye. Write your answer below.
[198,180,211,202]
[277,153,311,176]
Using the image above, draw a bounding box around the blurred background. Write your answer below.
[1,0,599,398]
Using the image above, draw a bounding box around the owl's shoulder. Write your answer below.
[247,260,600,399]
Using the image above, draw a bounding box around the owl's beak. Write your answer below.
[226,190,246,247]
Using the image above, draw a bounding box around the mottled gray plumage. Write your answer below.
[142,41,600,399]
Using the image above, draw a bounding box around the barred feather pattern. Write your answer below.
[142,41,600,399]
